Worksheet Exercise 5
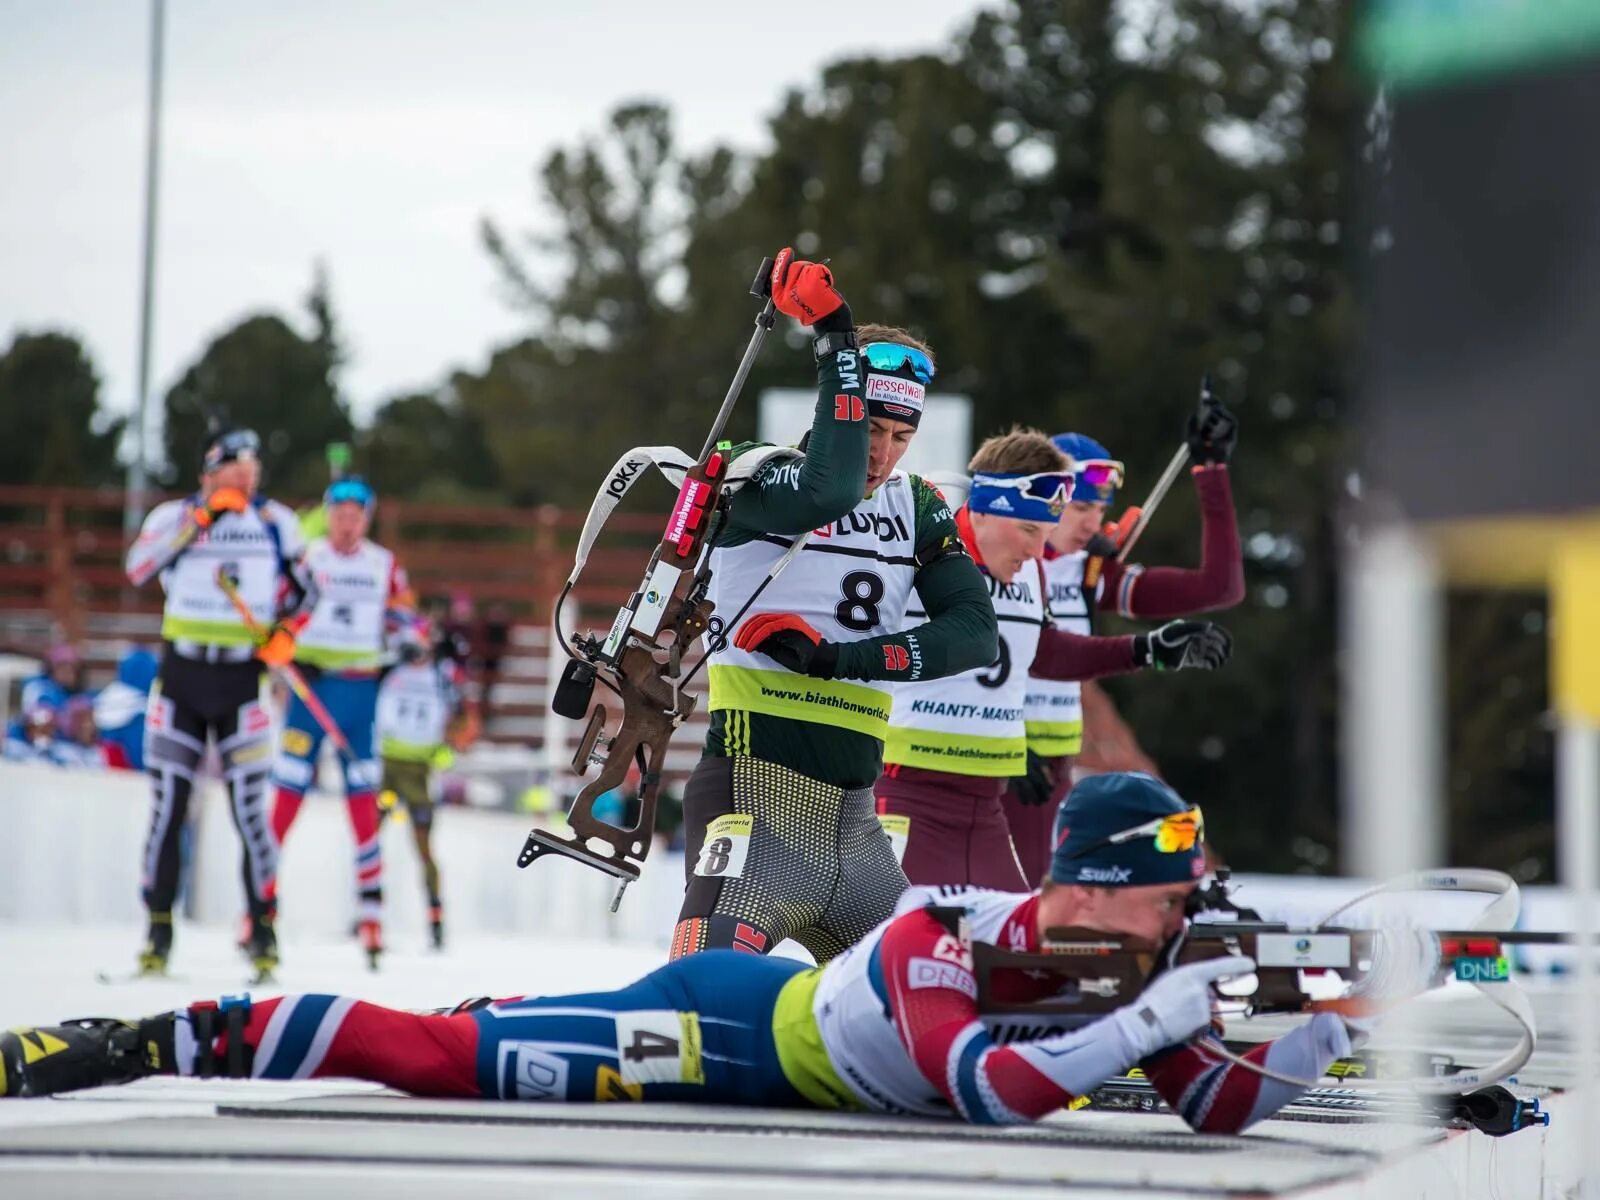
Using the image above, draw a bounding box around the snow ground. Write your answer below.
[0,918,666,1030]
[0,921,1587,1199]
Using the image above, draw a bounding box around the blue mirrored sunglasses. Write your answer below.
[861,341,935,384]
[325,478,375,508]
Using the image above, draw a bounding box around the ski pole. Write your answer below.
[1113,444,1190,564]
[1110,372,1224,564]
[214,568,357,759]
[696,261,778,459]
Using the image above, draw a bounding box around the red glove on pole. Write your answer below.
[214,569,356,759]
[769,247,845,326]
[192,486,249,530]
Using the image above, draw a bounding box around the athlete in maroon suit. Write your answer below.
[1005,422,1245,885]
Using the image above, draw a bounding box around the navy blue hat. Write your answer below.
[1050,772,1206,887]
[202,428,261,473]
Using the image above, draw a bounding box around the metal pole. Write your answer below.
[125,0,166,537]
[1557,719,1598,1196]
[1553,538,1600,1196]
[1342,519,1444,879]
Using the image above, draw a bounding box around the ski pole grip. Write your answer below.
[750,257,774,299]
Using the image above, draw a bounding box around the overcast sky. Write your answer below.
[0,0,983,426]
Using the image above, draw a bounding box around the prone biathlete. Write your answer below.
[1007,413,1244,883]
[877,429,1232,891]
[269,476,414,966]
[1,772,1378,1137]
[123,429,317,978]
[673,250,998,963]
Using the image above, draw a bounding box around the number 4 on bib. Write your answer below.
[614,1011,705,1086]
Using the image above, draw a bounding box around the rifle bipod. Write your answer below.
[518,831,638,913]
[517,624,704,911]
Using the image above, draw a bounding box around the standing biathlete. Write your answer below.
[375,618,477,950]
[877,429,1233,891]
[4,772,1384,1139]
[269,476,414,966]
[1007,414,1244,883]
[672,250,998,963]
[123,429,316,977]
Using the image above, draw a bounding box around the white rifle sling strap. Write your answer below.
[564,444,812,661]
[565,445,803,588]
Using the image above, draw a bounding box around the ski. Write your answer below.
[95,969,188,985]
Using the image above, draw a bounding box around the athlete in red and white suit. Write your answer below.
[2,776,1360,1132]
[810,881,1352,1129]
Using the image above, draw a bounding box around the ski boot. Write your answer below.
[0,1016,172,1098]
[235,913,254,958]
[359,919,383,971]
[428,903,445,952]
[137,912,174,977]
[245,914,279,985]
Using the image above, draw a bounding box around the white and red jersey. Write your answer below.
[296,538,412,673]
[808,885,1351,1129]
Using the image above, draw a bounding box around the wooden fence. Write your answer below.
[0,484,668,631]
[0,486,713,770]
[0,486,1153,785]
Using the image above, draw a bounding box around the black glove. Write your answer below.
[1012,750,1057,807]
[1133,620,1232,671]
[733,613,841,679]
[1186,376,1239,465]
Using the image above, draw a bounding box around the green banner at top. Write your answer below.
[1362,0,1600,90]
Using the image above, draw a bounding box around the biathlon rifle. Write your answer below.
[969,868,1572,1094]
[1084,372,1217,591]
[516,258,779,909]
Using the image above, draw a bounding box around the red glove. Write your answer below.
[257,622,298,668]
[769,247,844,327]
[735,612,820,653]
[733,612,838,678]
[195,486,249,529]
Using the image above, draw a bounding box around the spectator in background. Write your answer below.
[480,601,512,716]
[4,704,58,764]
[425,597,471,669]
[435,591,491,719]
[22,643,87,713]
[443,591,477,663]
[94,647,160,771]
[53,696,106,769]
